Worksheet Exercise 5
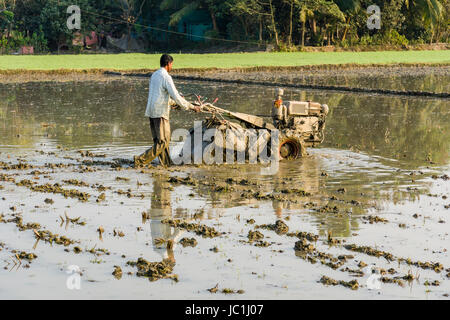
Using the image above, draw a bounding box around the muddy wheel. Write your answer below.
[279,138,302,160]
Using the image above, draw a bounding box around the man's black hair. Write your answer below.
[160,54,174,68]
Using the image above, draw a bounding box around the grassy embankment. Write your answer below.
[0,50,449,73]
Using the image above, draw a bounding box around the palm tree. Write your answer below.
[333,0,360,41]
[0,9,13,21]
[284,0,298,47]
[403,0,445,42]
[404,0,445,22]
[299,3,314,46]
[299,0,345,46]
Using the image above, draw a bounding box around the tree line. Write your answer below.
[0,0,448,53]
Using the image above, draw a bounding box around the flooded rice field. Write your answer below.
[0,76,449,299]
[178,65,450,94]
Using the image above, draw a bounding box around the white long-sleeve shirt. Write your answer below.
[145,67,193,120]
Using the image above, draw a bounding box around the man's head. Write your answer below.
[160,54,174,72]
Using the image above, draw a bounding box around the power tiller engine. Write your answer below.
[178,88,329,163]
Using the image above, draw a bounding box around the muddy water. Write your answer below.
[0,78,449,300]
[181,66,450,94]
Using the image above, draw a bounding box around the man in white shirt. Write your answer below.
[134,54,200,167]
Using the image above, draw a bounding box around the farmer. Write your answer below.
[134,54,200,167]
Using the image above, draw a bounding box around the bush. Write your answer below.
[358,30,409,47]
[338,39,350,48]
[30,29,49,53]
[276,42,298,52]
[384,30,409,46]
[0,37,10,54]
[359,35,373,46]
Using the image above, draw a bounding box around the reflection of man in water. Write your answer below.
[148,174,184,262]
[134,54,200,168]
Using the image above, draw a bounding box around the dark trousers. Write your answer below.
[135,118,172,167]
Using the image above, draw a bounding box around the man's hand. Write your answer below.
[188,102,202,113]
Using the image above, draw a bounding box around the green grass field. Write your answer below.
[1,50,449,71]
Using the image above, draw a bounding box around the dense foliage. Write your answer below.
[0,0,448,53]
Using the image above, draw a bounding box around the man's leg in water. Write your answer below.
[135,118,171,167]
[157,118,172,167]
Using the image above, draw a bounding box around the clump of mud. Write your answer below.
[423,280,440,286]
[244,230,273,247]
[399,259,444,273]
[207,284,244,295]
[380,277,405,287]
[313,205,342,215]
[293,231,319,242]
[248,230,264,242]
[250,191,306,203]
[319,276,359,290]
[327,231,342,245]
[344,244,395,261]
[210,246,219,253]
[180,238,198,248]
[78,150,107,158]
[97,193,106,202]
[345,243,445,273]
[294,239,315,253]
[162,219,222,238]
[432,174,449,181]
[279,189,311,196]
[222,288,245,294]
[362,215,388,224]
[16,180,90,202]
[6,215,41,231]
[168,176,197,186]
[0,161,34,170]
[113,229,125,237]
[63,179,90,187]
[35,229,76,247]
[16,251,38,262]
[112,266,123,280]
[256,220,289,235]
[294,236,347,271]
[0,173,16,182]
[254,241,271,247]
[127,258,178,282]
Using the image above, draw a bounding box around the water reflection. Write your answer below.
[0,80,448,167]
[1,77,449,300]
[254,69,450,93]
[0,79,448,240]
[146,173,183,262]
